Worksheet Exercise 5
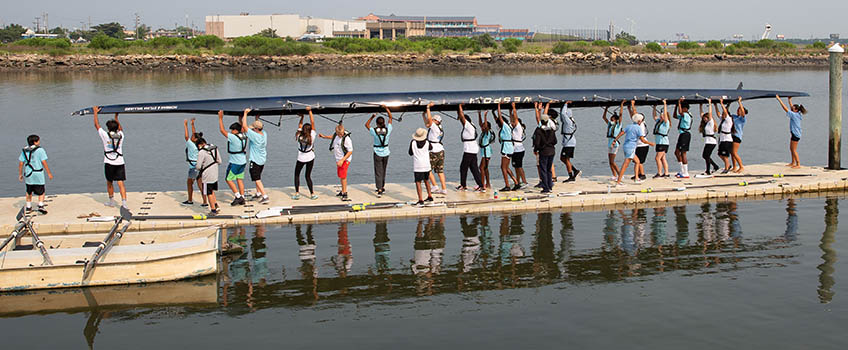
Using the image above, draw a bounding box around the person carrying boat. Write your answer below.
[697,99,720,177]
[776,95,807,169]
[195,137,221,215]
[716,98,734,174]
[630,100,649,181]
[218,110,248,206]
[613,112,656,186]
[423,105,447,195]
[510,105,528,189]
[673,98,693,179]
[534,101,558,189]
[602,103,622,180]
[294,107,319,200]
[478,110,495,190]
[241,109,269,204]
[183,118,207,206]
[730,96,747,173]
[319,123,354,201]
[532,103,557,194]
[559,101,581,183]
[652,100,671,178]
[92,106,128,208]
[409,127,435,206]
[366,105,393,197]
[457,104,484,191]
[494,103,518,192]
[18,134,53,214]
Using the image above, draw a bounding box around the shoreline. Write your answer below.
[1,52,844,72]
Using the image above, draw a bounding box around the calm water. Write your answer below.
[1,196,846,349]
[0,68,846,197]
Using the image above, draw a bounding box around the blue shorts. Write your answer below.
[226,163,246,181]
[188,167,199,179]
[623,146,637,160]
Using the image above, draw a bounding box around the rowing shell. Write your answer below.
[72,88,809,117]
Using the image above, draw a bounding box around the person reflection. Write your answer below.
[784,199,798,242]
[696,203,718,267]
[532,212,556,280]
[558,212,574,277]
[226,226,255,309]
[459,216,480,273]
[818,198,838,303]
[651,207,668,272]
[295,224,318,302]
[499,214,525,267]
[333,222,353,280]
[374,221,391,273]
[251,225,268,287]
[620,210,636,257]
[413,217,446,295]
[672,206,689,268]
[633,209,648,251]
[603,210,621,252]
[478,215,494,271]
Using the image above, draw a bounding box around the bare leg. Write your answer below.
[237,179,245,196]
[415,182,423,201]
[609,153,619,178]
[106,181,115,199]
[116,181,127,200]
[187,178,194,202]
[437,172,447,191]
[616,158,632,184]
[341,178,348,194]
[790,140,800,168]
[226,180,238,194]
[255,180,267,196]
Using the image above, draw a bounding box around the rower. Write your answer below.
[559,101,581,182]
[457,104,484,191]
[93,106,128,208]
[18,134,53,215]
[195,138,221,215]
[423,107,447,195]
[366,105,393,197]
[319,123,354,202]
[182,118,206,206]
[673,98,693,178]
[218,110,248,206]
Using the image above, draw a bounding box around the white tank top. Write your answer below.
[704,119,717,145]
[719,117,734,143]
[412,140,432,172]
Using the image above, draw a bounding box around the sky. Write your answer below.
[2,0,845,41]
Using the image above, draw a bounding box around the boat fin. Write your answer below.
[736,82,744,90]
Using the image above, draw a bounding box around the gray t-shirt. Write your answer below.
[196,145,222,184]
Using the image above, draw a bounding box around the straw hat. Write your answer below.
[413,128,428,141]
[251,120,263,130]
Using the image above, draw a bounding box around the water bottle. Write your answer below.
[493,189,499,199]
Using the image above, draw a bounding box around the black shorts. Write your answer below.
[249,162,264,181]
[560,146,575,159]
[26,184,45,196]
[414,171,429,183]
[732,135,742,144]
[204,182,218,195]
[511,151,525,168]
[718,141,733,157]
[656,144,669,153]
[791,133,801,142]
[676,132,691,152]
[104,164,126,182]
[635,146,649,164]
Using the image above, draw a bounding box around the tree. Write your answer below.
[258,28,279,38]
[810,41,827,50]
[175,26,193,37]
[502,38,522,53]
[645,42,663,53]
[48,27,67,38]
[91,22,125,39]
[474,33,496,48]
[705,40,723,49]
[136,24,151,39]
[0,24,27,43]
[617,31,637,45]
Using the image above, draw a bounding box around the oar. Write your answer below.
[26,219,53,266]
[132,214,243,221]
[82,207,133,280]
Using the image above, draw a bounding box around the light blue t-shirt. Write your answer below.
[369,124,392,157]
[246,129,267,165]
[675,112,692,133]
[19,147,48,185]
[622,124,643,150]
[185,139,198,169]
[606,121,622,148]
[479,130,494,158]
[654,120,670,145]
[787,111,803,138]
[227,133,247,165]
[731,114,746,140]
[499,124,514,155]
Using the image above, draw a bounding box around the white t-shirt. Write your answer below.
[704,119,717,145]
[428,123,444,153]
[461,121,480,154]
[512,122,525,153]
[636,123,649,147]
[411,140,432,172]
[332,133,354,162]
[719,116,734,143]
[296,130,317,163]
[98,128,125,165]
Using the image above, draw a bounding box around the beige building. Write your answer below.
[205,14,367,39]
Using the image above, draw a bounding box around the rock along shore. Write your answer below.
[0,49,842,72]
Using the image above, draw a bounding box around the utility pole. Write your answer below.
[34,17,40,33]
[134,13,140,40]
[43,12,48,33]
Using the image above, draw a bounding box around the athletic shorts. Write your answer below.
[636,146,649,164]
[623,146,637,160]
[560,146,575,159]
[511,151,525,168]
[718,141,733,157]
[249,162,264,181]
[337,161,350,179]
[414,171,430,183]
[656,144,669,153]
[226,163,246,181]
[204,182,218,195]
[429,151,445,173]
[25,184,45,196]
[608,142,620,155]
[188,167,199,179]
[732,135,742,144]
[676,132,691,152]
[791,133,801,142]
[104,164,126,182]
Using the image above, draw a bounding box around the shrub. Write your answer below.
[89,34,127,49]
[14,37,71,49]
[755,39,777,49]
[474,33,497,48]
[147,36,188,48]
[776,42,795,50]
[676,41,700,50]
[612,38,630,47]
[552,42,571,54]
[705,40,723,49]
[734,41,754,49]
[229,35,312,56]
[501,38,522,53]
[810,41,827,50]
[592,40,610,47]
[724,45,739,55]
[645,42,663,53]
[190,35,224,49]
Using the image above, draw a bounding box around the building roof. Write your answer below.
[374,15,475,22]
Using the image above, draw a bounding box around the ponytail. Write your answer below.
[794,104,808,115]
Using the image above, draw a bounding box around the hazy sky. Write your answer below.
[3,0,845,40]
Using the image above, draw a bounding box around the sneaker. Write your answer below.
[104,199,116,207]
[500,186,512,192]
[181,200,194,205]
[259,196,270,204]
[540,190,551,194]
[675,174,690,179]
[230,197,240,206]
[309,194,319,200]
[662,174,671,178]
[630,175,637,180]
[721,169,730,174]
[25,206,33,213]
[340,194,351,202]
[572,170,582,179]
[456,185,465,191]
[251,193,263,200]
[511,184,521,191]
[639,174,647,181]
[210,209,219,216]
[474,186,485,192]
[653,174,663,179]
[534,182,543,188]
[201,203,209,207]
[416,200,425,206]
[564,176,575,183]
[36,206,48,215]
[336,191,344,197]
[425,196,434,202]
[292,193,301,200]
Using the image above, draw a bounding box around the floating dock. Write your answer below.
[2,163,847,235]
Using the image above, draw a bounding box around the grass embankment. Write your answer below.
[0,35,830,57]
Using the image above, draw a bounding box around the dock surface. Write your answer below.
[3,163,847,235]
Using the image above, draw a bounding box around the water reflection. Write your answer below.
[818,198,838,303]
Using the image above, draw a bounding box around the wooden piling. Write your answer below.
[828,43,844,170]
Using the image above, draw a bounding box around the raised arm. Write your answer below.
[241,109,250,133]
[478,109,486,126]
[543,101,552,117]
[113,114,123,131]
[719,98,729,118]
[602,106,610,123]
[662,99,669,122]
[184,119,190,141]
[737,96,746,117]
[297,114,305,132]
[495,103,505,126]
[651,105,658,121]
[306,106,315,127]
[628,100,637,117]
[423,103,434,127]
[458,104,466,124]
[676,98,684,116]
[536,102,543,125]
[365,113,375,129]
[218,111,231,137]
[384,105,393,125]
[92,106,101,130]
[776,95,790,112]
